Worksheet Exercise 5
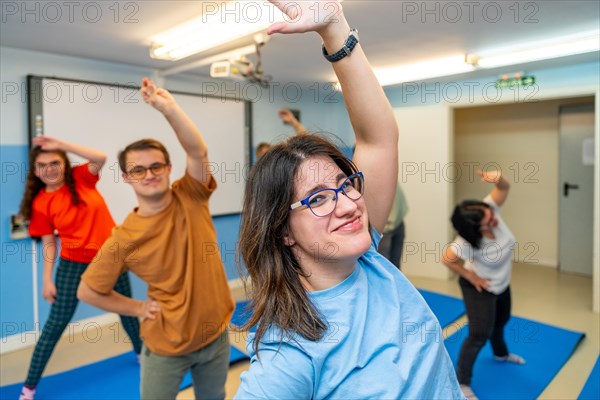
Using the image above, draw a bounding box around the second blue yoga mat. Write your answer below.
[578,354,600,400]
[444,316,585,400]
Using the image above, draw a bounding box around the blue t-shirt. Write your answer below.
[235,230,464,399]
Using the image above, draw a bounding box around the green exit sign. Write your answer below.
[495,75,536,89]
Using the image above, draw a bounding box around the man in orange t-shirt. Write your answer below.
[78,78,234,399]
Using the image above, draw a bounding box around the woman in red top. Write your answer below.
[18,136,141,400]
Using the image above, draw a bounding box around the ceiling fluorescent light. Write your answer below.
[374,56,475,87]
[477,31,600,68]
[150,1,286,61]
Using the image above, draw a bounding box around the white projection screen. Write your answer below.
[28,76,251,223]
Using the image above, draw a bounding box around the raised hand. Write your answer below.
[478,168,510,206]
[32,135,65,151]
[278,108,296,124]
[476,169,501,184]
[267,0,344,35]
[140,77,176,115]
[33,135,107,173]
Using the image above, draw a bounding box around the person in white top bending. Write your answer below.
[442,169,526,400]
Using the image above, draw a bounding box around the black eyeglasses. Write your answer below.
[126,163,169,179]
[289,172,365,217]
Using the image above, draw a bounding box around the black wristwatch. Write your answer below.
[322,29,359,63]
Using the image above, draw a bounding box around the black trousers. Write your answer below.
[457,277,511,385]
[377,221,405,269]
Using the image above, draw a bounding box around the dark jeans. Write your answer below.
[377,221,405,269]
[25,258,142,387]
[457,277,511,385]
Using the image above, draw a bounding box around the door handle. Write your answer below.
[563,182,580,197]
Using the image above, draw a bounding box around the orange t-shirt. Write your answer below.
[82,173,234,356]
[28,164,115,263]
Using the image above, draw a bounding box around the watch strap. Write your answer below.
[322,28,359,63]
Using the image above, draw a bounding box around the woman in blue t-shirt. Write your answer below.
[234,1,463,399]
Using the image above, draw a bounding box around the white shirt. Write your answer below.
[451,195,515,294]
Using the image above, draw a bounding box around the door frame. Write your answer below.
[450,84,599,313]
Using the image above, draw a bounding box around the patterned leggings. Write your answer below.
[25,258,142,387]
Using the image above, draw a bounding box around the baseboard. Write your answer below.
[228,277,245,291]
[1,313,119,355]
[515,256,557,268]
[0,279,246,355]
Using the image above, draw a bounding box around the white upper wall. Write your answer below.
[385,61,600,109]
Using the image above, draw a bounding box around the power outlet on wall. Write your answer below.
[10,214,29,240]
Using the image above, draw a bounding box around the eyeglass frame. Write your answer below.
[125,162,170,179]
[35,160,64,170]
[289,171,365,217]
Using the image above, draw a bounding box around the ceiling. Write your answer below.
[1,1,599,86]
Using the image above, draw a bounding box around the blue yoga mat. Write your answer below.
[578,354,600,400]
[445,316,585,400]
[231,291,465,333]
[230,300,255,332]
[0,346,249,399]
[417,289,466,327]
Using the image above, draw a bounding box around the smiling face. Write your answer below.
[122,149,172,200]
[34,151,67,190]
[285,155,371,270]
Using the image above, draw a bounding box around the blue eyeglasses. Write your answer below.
[289,172,365,217]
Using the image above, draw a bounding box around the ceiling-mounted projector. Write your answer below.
[210,58,254,81]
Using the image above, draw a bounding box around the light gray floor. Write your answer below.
[1,262,597,399]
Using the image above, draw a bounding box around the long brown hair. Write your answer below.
[19,147,80,221]
[238,134,358,354]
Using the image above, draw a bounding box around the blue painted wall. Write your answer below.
[1,146,35,336]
